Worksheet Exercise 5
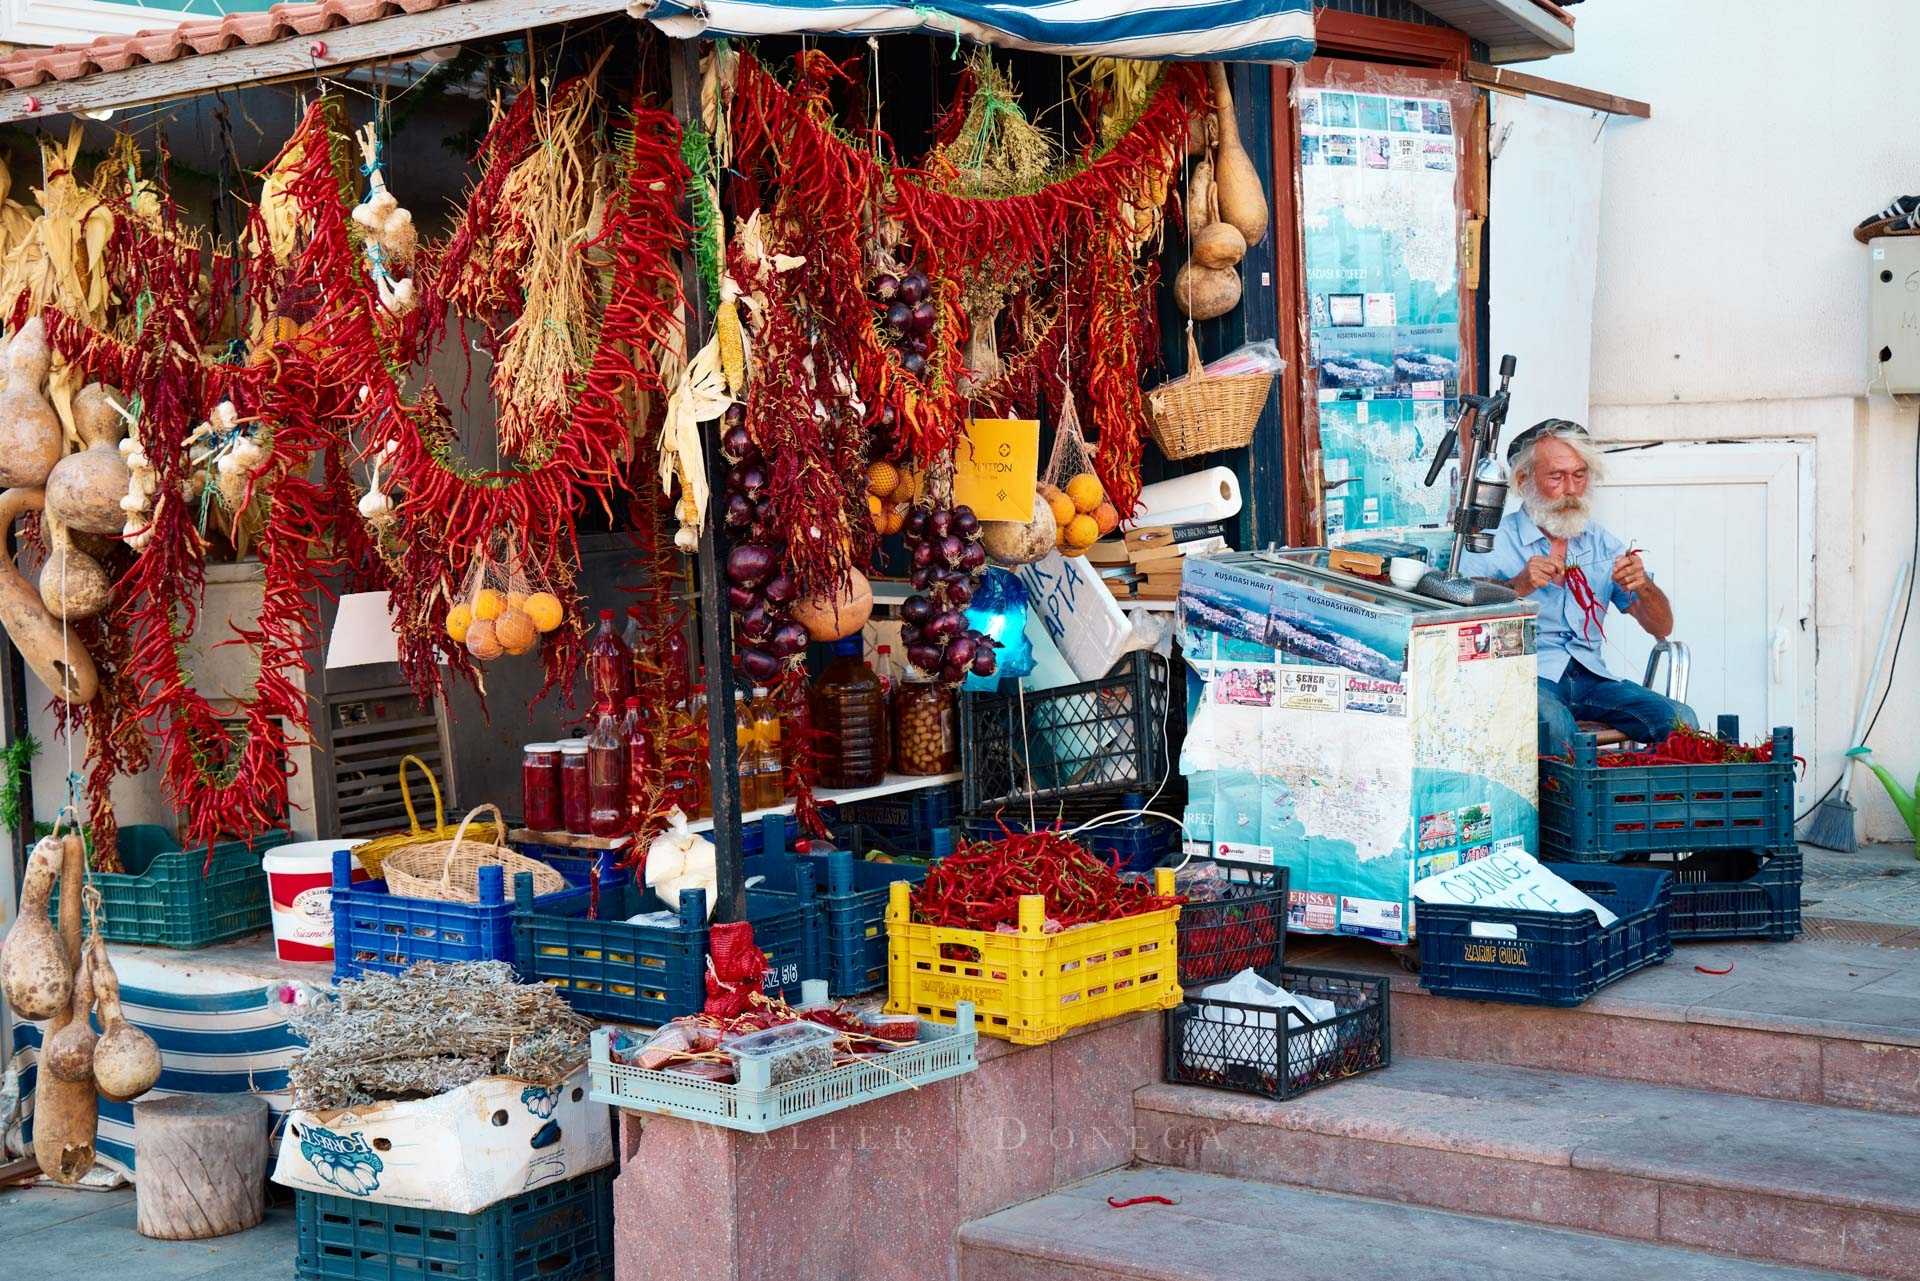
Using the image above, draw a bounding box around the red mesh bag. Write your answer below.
[704,920,768,1018]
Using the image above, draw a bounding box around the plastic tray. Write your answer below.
[1164,966,1390,1100]
[1626,847,1801,941]
[1539,724,1795,860]
[46,825,291,949]
[1416,863,1674,1007]
[1176,863,1290,987]
[748,822,928,996]
[331,851,613,981]
[960,652,1168,811]
[512,874,820,1024]
[885,872,1183,1045]
[295,1166,612,1281]
[587,1006,977,1133]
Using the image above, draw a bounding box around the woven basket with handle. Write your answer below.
[351,754,503,878]
[380,804,565,903]
[1146,331,1273,460]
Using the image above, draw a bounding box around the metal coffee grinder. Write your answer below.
[1416,353,1519,605]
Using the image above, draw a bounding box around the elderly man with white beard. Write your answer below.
[1458,419,1698,756]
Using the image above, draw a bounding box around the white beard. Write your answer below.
[1523,491,1592,541]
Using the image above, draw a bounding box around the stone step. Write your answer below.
[1288,935,1920,1114]
[957,1166,1872,1281]
[1133,1057,1920,1281]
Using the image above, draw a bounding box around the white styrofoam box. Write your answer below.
[272,1067,610,1213]
[1016,552,1135,681]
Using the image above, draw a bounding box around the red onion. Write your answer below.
[740,648,781,682]
[727,584,758,611]
[910,542,935,568]
[726,544,774,588]
[900,595,934,625]
[739,602,772,640]
[952,506,978,534]
[909,567,935,591]
[907,642,943,672]
[910,300,936,334]
[724,493,754,527]
[721,424,755,461]
[901,353,927,378]
[927,509,953,537]
[724,402,746,426]
[899,273,928,304]
[970,648,998,677]
[770,622,810,657]
[738,463,768,494]
[901,622,923,647]
[960,543,987,572]
[904,507,929,536]
[870,272,900,302]
[937,535,965,567]
[886,302,913,332]
[927,610,964,642]
[940,658,966,684]
[947,636,976,667]
[945,581,973,608]
[763,572,796,604]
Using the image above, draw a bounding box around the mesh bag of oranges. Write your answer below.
[1039,395,1120,556]
[443,533,568,663]
[866,459,924,534]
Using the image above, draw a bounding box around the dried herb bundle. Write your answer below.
[288,961,591,1110]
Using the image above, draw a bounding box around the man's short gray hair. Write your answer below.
[1511,422,1606,488]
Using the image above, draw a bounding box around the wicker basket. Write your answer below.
[1146,331,1273,460]
[352,754,503,878]
[380,804,566,903]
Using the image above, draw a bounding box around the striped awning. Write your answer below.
[633,0,1316,62]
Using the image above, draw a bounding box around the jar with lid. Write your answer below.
[521,742,562,831]
[891,676,957,775]
[560,741,592,835]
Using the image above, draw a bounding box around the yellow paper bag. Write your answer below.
[953,418,1039,522]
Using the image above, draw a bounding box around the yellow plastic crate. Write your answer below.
[885,870,1183,1045]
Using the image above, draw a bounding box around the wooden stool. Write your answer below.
[133,1094,270,1240]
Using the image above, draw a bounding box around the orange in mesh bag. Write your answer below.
[444,530,569,663]
[1039,390,1120,556]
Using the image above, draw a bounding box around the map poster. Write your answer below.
[1300,84,1464,545]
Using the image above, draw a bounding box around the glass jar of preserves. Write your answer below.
[891,680,957,776]
[521,742,562,832]
[560,741,592,836]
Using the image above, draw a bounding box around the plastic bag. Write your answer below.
[1203,340,1286,378]
[964,567,1033,689]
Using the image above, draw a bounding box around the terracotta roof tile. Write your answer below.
[0,0,465,97]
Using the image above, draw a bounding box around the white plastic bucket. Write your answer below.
[264,840,367,963]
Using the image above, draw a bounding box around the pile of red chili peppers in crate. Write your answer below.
[1582,725,1784,769]
[910,829,1183,931]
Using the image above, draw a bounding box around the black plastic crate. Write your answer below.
[1625,848,1801,941]
[1165,965,1389,1101]
[1176,862,1290,987]
[1417,864,1674,1007]
[1540,722,1795,861]
[960,652,1168,811]
[830,783,959,833]
[295,1167,612,1281]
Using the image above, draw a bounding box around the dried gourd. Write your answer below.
[45,382,130,535]
[1174,263,1243,321]
[0,486,99,701]
[1194,221,1247,271]
[91,938,161,1102]
[1207,65,1269,247]
[1186,155,1216,239]
[0,318,65,488]
[1,835,72,1019]
[981,491,1059,566]
[40,525,111,621]
[34,832,97,1185]
[41,944,96,1083]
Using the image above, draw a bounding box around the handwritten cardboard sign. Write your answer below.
[953,418,1038,521]
[1411,849,1617,928]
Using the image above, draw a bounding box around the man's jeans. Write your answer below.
[1538,660,1698,757]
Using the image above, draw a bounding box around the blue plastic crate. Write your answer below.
[332,851,612,982]
[1540,725,1796,861]
[295,1166,612,1281]
[830,783,960,833]
[507,839,635,897]
[960,795,1179,873]
[1627,848,1801,941]
[511,873,820,1024]
[1416,864,1674,1007]
[748,816,930,996]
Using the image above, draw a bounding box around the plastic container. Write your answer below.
[585,608,631,712]
[332,851,611,981]
[1627,847,1801,941]
[812,638,886,789]
[960,651,1168,811]
[265,839,368,963]
[1175,862,1290,987]
[892,679,958,776]
[1416,863,1675,1007]
[1164,965,1390,1101]
[748,818,933,996]
[520,743,561,833]
[724,1020,837,1086]
[885,872,1184,1045]
[49,826,295,950]
[589,1007,977,1134]
[294,1166,612,1281]
[512,875,821,1024]
[1539,720,1795,861]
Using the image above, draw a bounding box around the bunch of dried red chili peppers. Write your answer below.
[911,829,1183,931]
[1578,725,1786,768]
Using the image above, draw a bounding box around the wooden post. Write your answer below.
[133,1094,270,1239]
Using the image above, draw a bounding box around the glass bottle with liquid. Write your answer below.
[622,696,654,824]
[871,645,897,780]
[690,684,711,818]
[586,609,631,713]
[587,712,627,837]
[624,606,646,695]
[750,686,783,810]
[811,639,885,789]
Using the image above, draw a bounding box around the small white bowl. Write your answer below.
[1388,557,1426,590]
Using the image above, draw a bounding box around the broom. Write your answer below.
[1805,557,1911,851]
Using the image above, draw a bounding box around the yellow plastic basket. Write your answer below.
[884,870,1183,1045]
[350,754,502,879]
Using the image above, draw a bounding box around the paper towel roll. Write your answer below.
[1123,467,1243,530]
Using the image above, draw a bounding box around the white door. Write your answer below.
[1588,441,1813,797]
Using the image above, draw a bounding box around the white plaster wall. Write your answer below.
[1523,1,1920,842]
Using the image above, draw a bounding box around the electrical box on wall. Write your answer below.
[1870,236,1920,394]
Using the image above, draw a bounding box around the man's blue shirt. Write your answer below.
[1457,507,1640,682]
